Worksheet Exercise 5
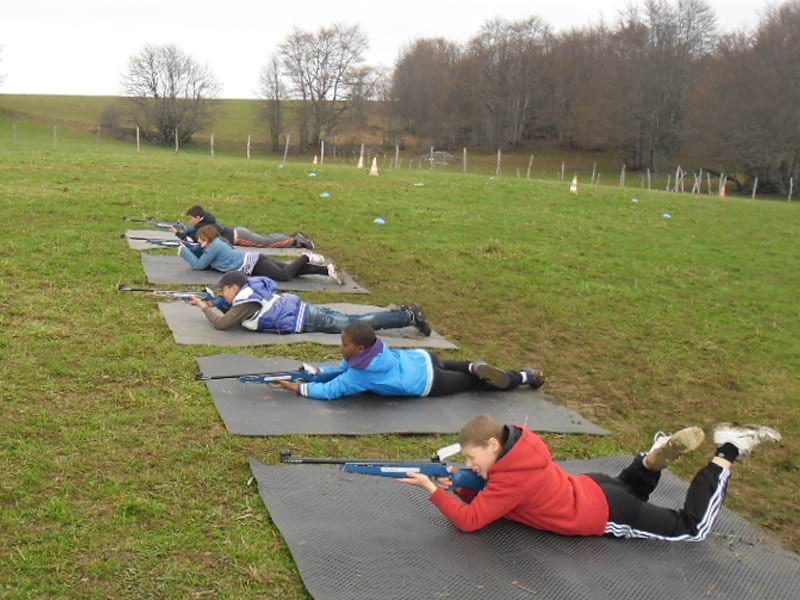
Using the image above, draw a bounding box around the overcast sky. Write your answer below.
[0,0,772,98]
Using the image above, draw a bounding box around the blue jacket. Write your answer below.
[179,237,245,272]
[299,343,434,400]
[233,277,307,333]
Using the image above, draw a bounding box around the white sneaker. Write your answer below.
[713,423,782,457]
[644,426,705,470]
[304,252,327,266]
[327,263,345,285]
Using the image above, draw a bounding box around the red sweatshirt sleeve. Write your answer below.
[430,475,524,532]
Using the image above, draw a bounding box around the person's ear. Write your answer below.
[489,437,502,454]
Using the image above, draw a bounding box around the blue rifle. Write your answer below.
[195,364,344,382]
[239,367,345,385]
[117,284,229,310]
[123,216,185,231]
[278,445,487,492]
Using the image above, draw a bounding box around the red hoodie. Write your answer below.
[430,426,609,535]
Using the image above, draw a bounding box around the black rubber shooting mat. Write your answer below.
[159,302,458,349]
[124,230,306,255]
[249,456,800,600]
[140,253,369,293]
[197,354,609,436]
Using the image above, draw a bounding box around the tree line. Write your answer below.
[110,0,799,194]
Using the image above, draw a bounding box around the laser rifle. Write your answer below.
[117,284,221,305]
[239,366,345,385]
[121,235,196,248]
[123,216,185,231]
[279,444,486,492]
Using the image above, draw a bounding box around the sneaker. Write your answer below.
[294,232,315,249]
[713,423,782,457]
[521,368,545,390]
[327,263,345,285]
[401,304,431,336]
[472,361,513,390]
[304,251,327,266]
[644,426,705,471]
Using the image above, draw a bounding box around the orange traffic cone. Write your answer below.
[369,157,379,176]
[570,175,578,195]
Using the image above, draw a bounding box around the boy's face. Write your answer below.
[189,214,202,226]
[340,332,365,361]
[461,440,502,479]
[222,284,240,303]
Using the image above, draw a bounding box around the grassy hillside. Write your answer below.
[1,115,798,598]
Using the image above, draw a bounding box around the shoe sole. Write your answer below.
[713,423,782,454]
[473,364,513,390]
[646,426,705,470]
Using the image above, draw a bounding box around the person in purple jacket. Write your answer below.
[188,271,432,336]
[275,321,545,400]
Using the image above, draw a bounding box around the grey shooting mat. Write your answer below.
[249,456,800,600]
[141,254,368,293]
[124,230,306,255]
[159,302,458,349]
[197,354,609,436]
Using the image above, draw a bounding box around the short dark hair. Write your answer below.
[344,321,376,347]
[196,224,219,242]
[187,205,205,218]
[458,415,504,448]
[215,271,248,289]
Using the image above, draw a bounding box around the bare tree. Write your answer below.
[279,24,369,149]
[392,38,462,146]
[120,44,221,144]
[257,52,287,152]
[685,1,800,193]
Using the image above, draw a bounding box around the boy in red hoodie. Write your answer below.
[400,415,781,541]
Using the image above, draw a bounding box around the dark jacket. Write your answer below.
[178,210,235,244]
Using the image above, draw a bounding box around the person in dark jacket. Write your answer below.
[274,321,545,400]
[398,415,782,542]
[178,225,344,284]
[171,204,314,249]
[188,272,430,336]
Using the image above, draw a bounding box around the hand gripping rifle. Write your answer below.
[123,216,185,231]
[278,443,487,492]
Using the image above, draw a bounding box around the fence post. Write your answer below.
[174,129,179,153]
[561,161,565,182]
[320,139,325,165]
[430,146,435,171]
[282,134,290,166]
[752,177,758,200]
[136,127,140,152]
[210,133,215,158]
[463,147,468,174]
[246,135,251,159]
[789,178,794,202]
[666,174,671,191]
[395,144,399,168]
[619,163,626,187]
[357,143,364,168]
[496,149,502,177]
[647,168,651,190]
[707,172,712,195]
[527,154,534,179]
[591,162,597,185]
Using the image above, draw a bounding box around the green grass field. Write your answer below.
[1,115,798,598]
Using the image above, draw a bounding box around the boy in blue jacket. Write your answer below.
[189,272,431,336]
[275,321,545,400]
